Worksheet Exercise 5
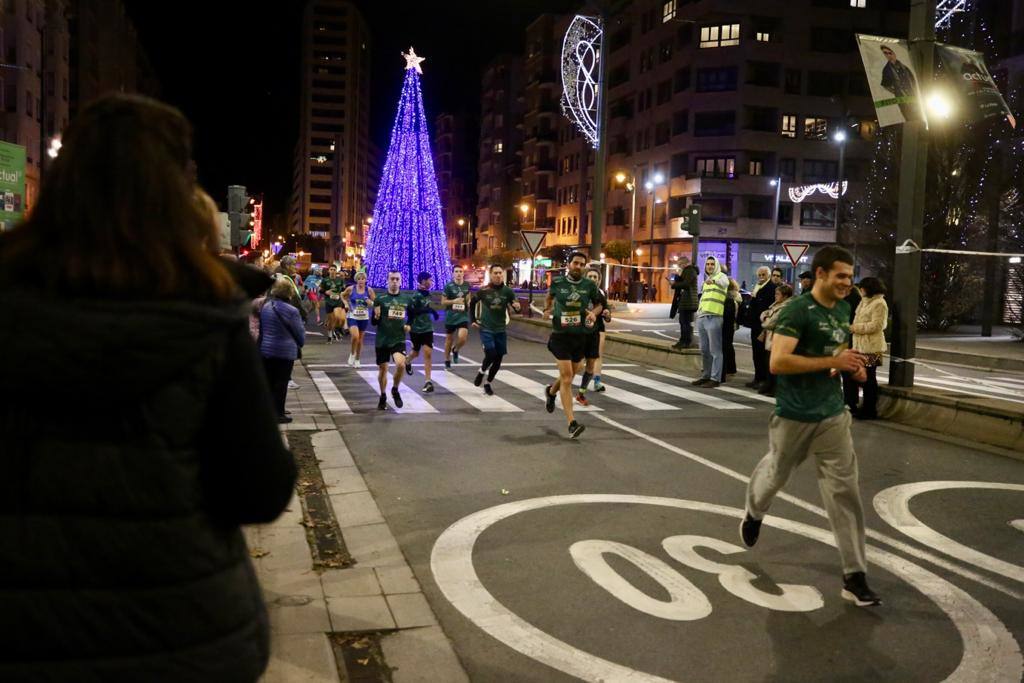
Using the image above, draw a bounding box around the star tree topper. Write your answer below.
[403,47,425,74]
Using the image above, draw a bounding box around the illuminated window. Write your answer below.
[699,23,740,48]
[695,157,735,178]
[850,0,866,7]
[748,159,763,176]
[804,117,829,140]
[493,141,503,153]
[756,32,770,42]
[781,114,797,138]
[662,0,676,23]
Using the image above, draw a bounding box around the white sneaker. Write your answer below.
[354,358,361,368]
[347,354,355,367]
[287,380,299,389]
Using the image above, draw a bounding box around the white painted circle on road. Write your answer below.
[431,494,1022,683]
[1012,520,1024,534]
[874,481,1024,584]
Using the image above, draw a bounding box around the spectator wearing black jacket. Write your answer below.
[745,266,778,389]
[0,94,295,682]
[669,257,699,348]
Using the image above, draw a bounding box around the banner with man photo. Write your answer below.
[935,44,1016,128]
[856,34,926,127]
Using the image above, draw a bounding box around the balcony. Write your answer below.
[525,128,557,143]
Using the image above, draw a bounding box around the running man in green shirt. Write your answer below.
[405,271,440,393]
[372,270,412,411]
[543,251,603,439]
[469,264,521,396]
[740,245,881,607]
[441,265,472,369]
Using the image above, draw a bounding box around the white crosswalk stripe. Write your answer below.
[877,372,1024,405]
[650,369,776,405]
[310,371,352,414]
[429,371,523,412]
[536,370,679,411]
[356,371,439,413]
[601,370,752,410]
[491,370,603,412]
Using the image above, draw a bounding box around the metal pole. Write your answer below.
[770,177,782,274]
[835,141,846,233]
[528,268,534,318]
[648,188,655,301]
[889,0,936,388]
[628,180,637,268]
[589,8,610,260]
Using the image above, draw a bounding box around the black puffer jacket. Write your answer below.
[0,291,296,682]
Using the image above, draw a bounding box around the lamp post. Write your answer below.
[519,202,536,227]
[769,177,782,273]
[615,169,639,295]
[833,129,847,233]
[645,173,665,301]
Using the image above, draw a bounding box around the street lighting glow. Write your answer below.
[653,173,665,184]
[635,248,643,255]
[926,91,954,120]
[1011,257,1023,264]
[614,172,627,184]
[833,130,847,143]
[770,179,778,187]
[644,181,654,191]
[519,203,530,214]
[457,218,466,226]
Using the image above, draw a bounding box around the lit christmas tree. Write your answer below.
[364,47,452,289]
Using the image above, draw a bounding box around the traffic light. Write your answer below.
[680,204,701,236]
[227,185,257,248]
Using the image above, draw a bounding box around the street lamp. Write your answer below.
[925,90,954,120]
[519,202,536,226]
[645,172,666,298]
[769,177,782,272]
[833,129,847,233]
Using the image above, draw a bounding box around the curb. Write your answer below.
[915,345,1024,373]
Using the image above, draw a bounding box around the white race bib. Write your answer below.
[351,304,369,320]
[388,306,406,320]
[452,303,466,311]
[560,313,582,327]
[330,293,340,300]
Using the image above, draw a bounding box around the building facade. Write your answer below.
[434,111,476,261]
[291,0,372,264]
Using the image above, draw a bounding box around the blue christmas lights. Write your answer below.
[364,56,452,290]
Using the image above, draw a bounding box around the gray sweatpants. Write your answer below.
[745,410,867,575]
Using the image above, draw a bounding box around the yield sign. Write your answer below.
[782,243,810,268]
[520,230,547,256]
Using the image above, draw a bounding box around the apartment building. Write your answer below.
[435,111,476,261]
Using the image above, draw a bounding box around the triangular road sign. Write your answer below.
[782,243,810,268]
[521,230,547,256]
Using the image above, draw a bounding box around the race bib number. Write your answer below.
[561,313,582,327]
[388,306,406,320]
[351,304,368,320]
[452,303,466,312]
[330,293,340,300]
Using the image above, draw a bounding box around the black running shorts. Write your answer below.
[583,332,601,360]
[375,343,407,366]
[410,331,434,352]
[547,333,587,363]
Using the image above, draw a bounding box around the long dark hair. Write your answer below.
[0,94,236,301]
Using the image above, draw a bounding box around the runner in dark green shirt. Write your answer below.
[542,251,603,439]
[469,264,521,395]
[405,272,440,393]
[442,266,472,368]
[372,271,412,411]
[575,266,612,406]
[321,267,348,343]
[740,246,881,608]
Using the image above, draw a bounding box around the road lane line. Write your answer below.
[494,370,602,412]
[589,412,1024,601]
[650,369,776,405]
[429,371,523,413]
[356,371,438,413]
[536,369,679,412]
[602,370,752,410]
[310,371,353,415]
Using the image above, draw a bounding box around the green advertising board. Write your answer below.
[0,141,26,232]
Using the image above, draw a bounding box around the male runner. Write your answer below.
[470,264,521,395]
[543,252,602,439]
[372,271,412,411]
[576,266,612,406]
[321,266,347,343]
[442,265,472,369]
[739,245,880,607]
[406,271,440,393]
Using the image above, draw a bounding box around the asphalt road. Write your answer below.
[303,322,1024,682]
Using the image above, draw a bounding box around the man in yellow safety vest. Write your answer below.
[692,255,729,388]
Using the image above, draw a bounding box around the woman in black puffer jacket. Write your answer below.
[0,94,296,682]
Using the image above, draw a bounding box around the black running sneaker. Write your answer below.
[423,381,434,393]
[842,572,882,607]
[391,388,404,408]
[377,394,387,410]
[474,372,485,386]
[406,363,414,376]
[545,385,557,413]
[445,360,451,369]
[483,383,494,396]
[739,513,762,548]
[453,351,460,364]
[568,420,586,439]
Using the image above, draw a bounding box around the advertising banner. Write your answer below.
[0,141,26,231]
[856,34,926,127]
[935,44,1016,127]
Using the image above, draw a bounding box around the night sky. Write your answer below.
[123,0,581,221]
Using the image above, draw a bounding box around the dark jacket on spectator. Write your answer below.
[0,291,296,682]
[669,265,699,317]
[748,281,777,335]
[259,299,305,360]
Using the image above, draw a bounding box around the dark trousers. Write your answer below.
[862,366,879,416]
[678,310,694,346]
[263,357,295,418]
[751,334,769,383]
[842,370,859,411]
[723,325,737,376]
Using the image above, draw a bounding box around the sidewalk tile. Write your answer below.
[330,491,385,528]
[317,446,355,469]
[281,421,318,431]
[381,626,469,683]
[258,568,323,598]
[340,523,405,567]
[259,529,313,573]
[261,634,339,683]
[322,466,367,494]
[375,565,421,595]
[386,593,437,628]
[312,430,345,450]
[320,567,382,598]
[325,595,396,631]
[267,596,331,635]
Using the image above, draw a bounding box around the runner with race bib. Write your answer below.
[339,271,374,367]
[442,265,472,369]
[470,264,521,396]
[372,271,412,411]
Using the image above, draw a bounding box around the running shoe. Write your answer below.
[841,572,882,607]
[593,381,605,393]
[568,420,586,439]
[406,363,415,376]
[445,360,451,369]
[474,372,485,387]
[391,387,404,408]
[347,354,355,367]
[575,392,590,407]
[423,381,434,393]
[354,358,361,368]
[453,351,460,364]
[326,336,333,345]
[483,383,494,396]
[545,385,557,413]
[739,513,762,548]
[377,394,387,410]
[288,380,299,389]
[691,378,709,386]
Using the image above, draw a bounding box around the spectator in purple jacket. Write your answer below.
[260,278,306,423]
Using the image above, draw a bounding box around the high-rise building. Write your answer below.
[475,54,525,257]
[291,0,371,264]
[434,111,476,261]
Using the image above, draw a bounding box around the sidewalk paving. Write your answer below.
[244,364,468,683]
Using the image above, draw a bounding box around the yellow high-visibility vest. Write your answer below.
[698,276,727,316]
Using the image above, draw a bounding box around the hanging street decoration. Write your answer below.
[560,15,603,149]
[787,182,848,204]
[935,43,1016,128]
[856,35,926,127]
[363,48,452,289]
[935,0,968,30]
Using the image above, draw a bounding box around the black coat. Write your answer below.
[0,291,296,682]
[669,266,699,318]
[748,281,777,335]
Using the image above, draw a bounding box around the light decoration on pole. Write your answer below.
[788,181,849,203]
[935,0,968,30]
[560,15,603,149]
[252,198,263,247]
[363,47,452,289]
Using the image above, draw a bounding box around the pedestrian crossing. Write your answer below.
[308,364,770,416]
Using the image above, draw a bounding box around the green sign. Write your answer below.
[0,141,26,232]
